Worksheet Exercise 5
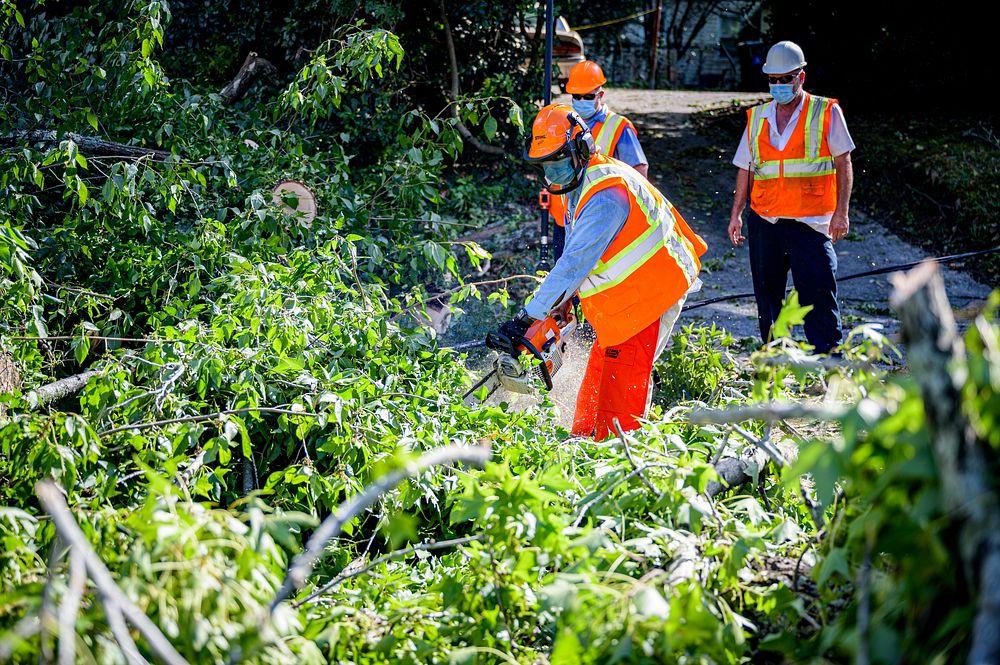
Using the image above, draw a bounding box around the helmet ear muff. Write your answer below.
[567,114,595,164]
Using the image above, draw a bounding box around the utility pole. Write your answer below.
[649,0,663,90]
[537,0,554,270]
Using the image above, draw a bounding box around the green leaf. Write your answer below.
[483,116,497,141]
[72,334,91,364]
[86,109,98,131]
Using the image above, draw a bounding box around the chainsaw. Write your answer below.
[462,303,577,406]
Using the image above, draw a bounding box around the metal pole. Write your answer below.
[649,0,663,90]
[538,0,554,269]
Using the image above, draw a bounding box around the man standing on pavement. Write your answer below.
[727,40,855,354]
[550,60,649,260]
[494,104,706,440]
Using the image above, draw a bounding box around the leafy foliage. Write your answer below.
[1,2,998,664]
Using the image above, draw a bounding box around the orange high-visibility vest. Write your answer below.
[572,153,706,347]
[746,93,838,218]
[550,110,638,228]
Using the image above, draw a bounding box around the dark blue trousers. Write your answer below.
[747,209,842,353]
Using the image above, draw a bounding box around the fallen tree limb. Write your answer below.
[35,481,187,665]
[270,443,492,612]
[890,261,1000,665]
[220,52,277,105]
[297,534,484,606]
[7,131,171,161]
[98,406,320,437]
[26,371,99,410]
[688,401,850,425]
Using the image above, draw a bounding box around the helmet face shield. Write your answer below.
[524,104,592,195]
[526,147,586,195]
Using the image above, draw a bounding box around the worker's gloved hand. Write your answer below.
[486,310,533,352]
[497,310,533,341]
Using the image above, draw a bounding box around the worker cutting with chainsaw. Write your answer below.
[492,104,707,441]
[550,60,649,261]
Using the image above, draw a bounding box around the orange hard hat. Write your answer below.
[525,103,585,161]
[565,60,606,94]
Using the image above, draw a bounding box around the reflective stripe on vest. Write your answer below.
[593,112,628,157]
[748,94,836,180]
[572,163,699,299]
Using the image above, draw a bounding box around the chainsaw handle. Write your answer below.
[518,335,554,391]
[483,329,554,392]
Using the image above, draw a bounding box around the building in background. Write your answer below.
[577,1,767,90]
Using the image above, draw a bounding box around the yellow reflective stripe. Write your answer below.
[748,106,766,167]
[575,158,697,298]
[595,113,627,155]
[580,222,698,297]
[783,158,836,177]
[580,234,664,297]
[804,96,831,160]
[663,226,699,285]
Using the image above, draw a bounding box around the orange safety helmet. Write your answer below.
[565,60,606,94]
[524,104,596,194]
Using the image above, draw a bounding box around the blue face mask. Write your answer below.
[542,157,577,188]
[571,98,599,120]
[769,83,796,105]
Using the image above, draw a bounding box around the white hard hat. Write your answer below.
[762,41,806,74]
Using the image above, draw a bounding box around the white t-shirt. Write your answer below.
[732,93,855,236]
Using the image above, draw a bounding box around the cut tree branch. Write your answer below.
[7,131,171,161]
[219,52,277,105]
[688,401,850,425]
[270,443,492,611]
[297,534,484,606]
[26,371,100,410]
[35,481,187,665]
[890,261,1000,665]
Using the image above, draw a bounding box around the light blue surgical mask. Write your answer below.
[769,83,796,105]
[571,98,598,120]
[542,157,576,187]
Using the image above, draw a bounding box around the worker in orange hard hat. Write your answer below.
[548,60,649,261]
[493,104,706,441]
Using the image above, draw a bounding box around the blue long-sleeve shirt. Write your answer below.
[590,106,647,167]
[524,184,631,319]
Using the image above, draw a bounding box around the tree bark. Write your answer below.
[7,131,171,161]
[25,371,99,410]
[219,52,277,105]
[890,260,1000,665]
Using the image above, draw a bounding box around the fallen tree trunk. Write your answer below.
[890,260,1000,665]
[219,52,277,105]
[7,131,171,161]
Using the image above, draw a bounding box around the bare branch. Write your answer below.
[98,406,320,437]
[297,534,484,606]
[58,549,86,665]
[8,130,171,161]
[613,418,658,494]
[35,481,188,665]
[103,597,149,665]
[270,444,492,611]
[25,371,100,410]
[688,401,849,425]
[219,52,277,105]
[890,261,1000,664]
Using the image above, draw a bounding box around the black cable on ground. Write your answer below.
[684,245,1000,311]
[443,246,1000,349]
